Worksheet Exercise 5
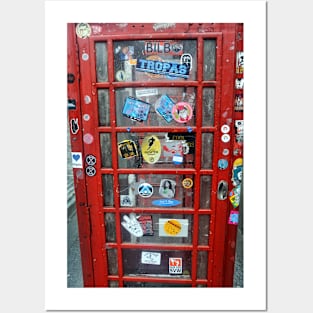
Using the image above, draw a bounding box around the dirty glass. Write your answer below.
[203,39,216,81]
[115,87,196,127]
[200,176,212,208]
[118,174,194,208]
[104,213,116,242]
[120,213,193,244]
[201,133,214,168]
[113,40,197,82]
[122,249,192,277]
[98,89,110,126]
[198,214,210,245]
[95,42,108,82]
[116,132,195,169]
[107,248,118,275]
[197,251,208,279]
[202,88,215,126]
[100,133,112,168]
[102,175,114,206]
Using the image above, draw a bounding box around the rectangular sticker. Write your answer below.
[135,88,158,98]
[169,257,182,274]
[71,152,83,168]
[122,96,151,122]
[159,218,188,237]
[141,251,161,265]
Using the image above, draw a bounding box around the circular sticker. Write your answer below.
[85,166,96,177]
[141,135,161,164]
[218,159,229,170]
[222,148,230,156]
[164,219,182,236]
[82,53,89,61]
[83,114,90,121]
[76,23,91,39]
[84,95,91,104]
[221,124,230,133]
[182,178,193,189]
[116,70,126,82]
[172,102,193,123]
[85,154,96,166]
[138,183,153,198]
[221,134,230,143]
[83,133,94,144]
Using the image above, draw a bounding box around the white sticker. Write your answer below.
[159,218,188,237]
[141,251,161,265]
[221,134,231,143]
[221,124,230,133]
[169,257,182,274]
[135,88,158,98]
[71,152,83,168]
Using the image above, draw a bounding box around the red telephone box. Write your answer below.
[67,22,244,287]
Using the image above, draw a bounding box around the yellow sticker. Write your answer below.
[182,178,193,189]
[141,135,161,164]
[163,219,182,236]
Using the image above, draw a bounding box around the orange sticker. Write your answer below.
[182,178,193,189]
[163,219,182,236]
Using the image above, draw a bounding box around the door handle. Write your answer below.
[217,180,228,200]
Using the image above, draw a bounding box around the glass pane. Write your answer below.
[201,133,214,168]
[107,248,118,275]
[120,213,193,244]
[104,213,116,242]
[118,174,194,208]
[113,40,197,82]
[202,88,215,126]
[203,39,216,80]
[198,215,210,245]
[122,249,192,277]
[100,133,112,168]
[95,42,108,82]
[102,175,114,206]
[197,251,208,279]
[98,89,110,126]
[200,176,212,208]
[117,132,195,169]
[124,282,192,287]
[115,87,196,127]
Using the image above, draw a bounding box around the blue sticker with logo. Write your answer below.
[218,159,229,170]
[152,199,181,207]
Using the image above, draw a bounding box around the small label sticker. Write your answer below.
[138,215,154,236]
[135,88,158,98]
[229,184,241,208]
[120,195,135,207]
[115,70,126,82]
[221,134,231,143]
[221,124,230,134]
[172,102,193,123]
[71,152,83,168]
[172,154,183,164]
[236,51,244,74]
[182,178,193,189]
[85,154,96,166]
[138,182,153,198]
[228,210,239,225]
[180,53,192,70]
[159,179,176,198]
[122,96,151,122]
[118,140,138,159]
[169,257,182,274]
[152,199,181,207]
[218,159,229,170]
[85,165,96,177]
[76,23,91,39]
[141,135,161,164]
[141,251,161,265]
[159,218,188,237]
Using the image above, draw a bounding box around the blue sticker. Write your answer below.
[218,159,229,170]
[122,96,151,122]
[155,95,175,123]
[152,199,181,207]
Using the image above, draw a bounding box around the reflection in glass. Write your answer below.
[203,39,216,81]
[100,133,112,168]
[95,42,108,82]
[200,176,212,208]
[102,175,114,206]
[201,133,214,168]
[98,89,110,126]
[202,88,215,126]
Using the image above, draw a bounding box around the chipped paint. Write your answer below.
[153,23,176,31]
[116,23,128,28]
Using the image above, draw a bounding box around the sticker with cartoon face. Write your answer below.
[159,179,176,198]
[231,158,243,186]
[172,102,193,123]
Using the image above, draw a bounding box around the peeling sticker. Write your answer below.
[141,251,161,265]
[153,23,176,31]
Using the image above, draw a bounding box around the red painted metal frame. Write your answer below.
[68,23,242,287]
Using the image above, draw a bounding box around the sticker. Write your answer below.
[115,45,134,61]
[76,23,91,39]
[144,40,183,55]
[83,133,94,144]
[233,142,243,157]
[229,184,241,208]
[152,199,181,207]
[236,51,244,74]
[138,215,154,236]
[120,195,135,207]
[70,118,79,135]
[155,94,175,123]
[68,99,76,110]
[135,88,158,98]
[221,134,230,143]
[221,124,230,134]
[141,251,161,265]
[159,179,176,198]
[235,120,244,143]
[172,102,193,123]
[82,53,89,61]
[218,159,229,170]
[71,152,83,168]
[159,218,188,237]
[138,182,153,198]
[118,140,138,159]
[167,133,195,154]
[173,153,183,165]
[222,148,230,156]
[141,135,161,164]
[162,140,184,157]
[83,114,90,121]
[115,70,126,82]
[235,78,244,89]
[122,96,151,122]
[182,178,193,189]
[169,258,183,274]
[85,154,96,166]
[232,158,243,186]
[228,210,239,225]
[84,95,91,104]
[136,58,190,79]
[180,53,192,70]
[85,165,96,177]
[234,94,243,112]
[121,214,143,237]
[217,180,228,200]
